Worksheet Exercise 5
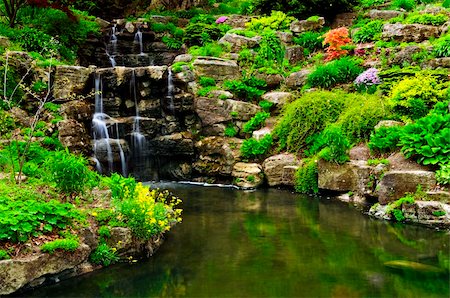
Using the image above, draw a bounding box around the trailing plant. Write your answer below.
[322,27,351,61]
[243,112,270,133]
[240,134,273,159]
[89,243,119,266]
[295,158,318,194]
[307,57,363,88]
[386,195,415,222]
[41,238,79,254]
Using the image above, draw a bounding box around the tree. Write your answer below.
[1,0,28,27]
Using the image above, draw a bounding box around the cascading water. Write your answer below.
[134,27,144,56]
[167,68,174,112]
[107,25,117,67]
[130,69,146,160]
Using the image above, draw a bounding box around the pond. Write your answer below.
[27,183,449,297]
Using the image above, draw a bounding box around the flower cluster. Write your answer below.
[216,16,228,24]
[323,27,351,61]
[354,68,381,86]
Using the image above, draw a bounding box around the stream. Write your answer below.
[27,183,450,297]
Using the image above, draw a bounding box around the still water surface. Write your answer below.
[28,183,449,297]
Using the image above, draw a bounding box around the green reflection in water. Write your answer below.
[25,184,449,298]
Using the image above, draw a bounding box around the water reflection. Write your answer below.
[26,184,449,297]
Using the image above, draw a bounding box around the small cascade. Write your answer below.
[91,73,128,176]
[134,27,144,56]
[130,69,146,159]
[107,25,118,67]
[167,68,174,112]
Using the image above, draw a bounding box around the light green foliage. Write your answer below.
[306,126,350,164]
[223,77,267,100]
[293,31,324,54]
[307,57,363,89]
[199,76,216,87]
[360,0,386,7]
[352,20,383,43]
[368,126,403,153]
[224,124,238,137]
[246,11,295,32]
[404,13,448,26]
[89,243,119,266]
[295,158,318,194]
[103,173,137,201]
[98,226,111,239]
[197,86,217,97]
[255,30,285,68]
[189,42,227,57]
[229,28,258,38]
[436,164,450,185]
[433,36,450,58]
[162,36,183,49]
[240,134,273,159]
[391,0,416,11]
[367,159,390,166]
[0,249,10,260]
[259,100,273,112]
[171,62,189,73]
[41,238,79,254]
[0,110,15,138]
[386,195,415,222]
[243,112,270,133]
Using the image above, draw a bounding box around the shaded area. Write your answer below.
[26,184,450,297]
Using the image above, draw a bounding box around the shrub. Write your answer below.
[360,0,386,7]
[103,173,137,201]
[259,100,274,112]
[295,158,318,194]
[89,243,119,266]
[436,164,450,185]
[391,0,416,10]
[444,0,450,8]
[41,238,79,254]
[183,22,224,46]
[199,76,216,87]
[243,112,270,133]
[162,36,183,50]
[224,124,238,137]
[224,77,266,100]
[255,30,285,67]
[307,57,363,88]
[246,11,295,32]
[306,126,350,164]
[433,36,450,58]
[98,225,111,240]
[0,249,10,260]
[293,31,324,54]
[323,27,351,61]
[240,134,273,159]
[353,20,383,43]
[189,42,227,57]
[47,150,91,194]
[405,13,448,26]
[368,125,403,153]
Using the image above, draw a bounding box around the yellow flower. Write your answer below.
[91,211,98,217]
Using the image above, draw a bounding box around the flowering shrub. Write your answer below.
[323,27,351,61]
[216,16,228,24]
[117,183,182,240]
[354,68,381,93]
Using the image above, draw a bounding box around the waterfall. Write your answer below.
[130,69,146,160]
[107,24,118,67]
[167,68,174,112]
[134,27,144,55]
[92,73,128,176]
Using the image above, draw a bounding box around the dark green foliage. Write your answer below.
[433,36,450,58]
[386,195,415,222]
[391,0,416,10]
[352,20,383,43]
[307,57,363,89]
[183,22,223,46]
[162,36,183,49]
[41,238,79,254]
[243,112,270,133]
[295,158,318,194]
[293,31,324,54]
[98,226,111,239]
[199,76,217,87]
[444,0,450,8]
[0,249,10,260]
[224,124,238,137]
[368,126,403,153]
[252,0,358,20]
[259,100,274,112]
[224,77,267,100]
[0,196,84,242]
[240,134,273,159]
[306,126,350,164]
[89,243,119,266]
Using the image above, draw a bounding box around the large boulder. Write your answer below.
[60,100,92,122]
[148,132,194,156]
[53,66,94,101]
[261,92,293,112]
[423,57,450,69]
[263,154,300,187]
[290,17,325,34]
[376,171,437,204]
[219,32,261,52]
[388,45,425,66]
[194,97,232,127]
[232,162,264,188]
[286,69,311,89]
[285,46,304,65]
[193,137,243,176]
[253,72,284,89]
[223,99,261,121]
[368,10,402,20]
[193,57,240,81]
[382,24,441,43]
[57,119,90,154]
[93,138,129,163]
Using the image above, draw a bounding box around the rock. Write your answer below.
[60,100,92,122]
[281,165,299,186]
[290,17,325,34]
[286,69,311,89]
[224,99,262,121]
[208,90,234,100]
[377,171,437,204]
[368,10,402,20]
[318,160,373,195]
[374,120,404,130]
[263,154,300,187]
[331,12,357,28]
[252,127,272,140]
[254,72,284,88]
[261,92,293,112]
[57,119,90,154]
[382,24,441,43]
[426,191,450,204]
[95,17,110,29]
[232,162,264,188]
[53,66,94,101]
[0,36,10,47]
[387,152,429,171]
[173,65,196,84]
[423,57,450,69]
[9,107,31,127]
[173,54,193,63]
[219,33,261,52]
[124,22,135,33]
[276,31,294,44]
[388,45,424,66]
[149,132,194,156]
[194,97,232,126]
[223,15,253,28]
[193,137,243,176]
[193,57,240,81]
[138,98,162,117]
[349,144,371,161]
[285,46,304,65]
[93,138,129,163]
[6,51,35,77]
[0,244,91,295]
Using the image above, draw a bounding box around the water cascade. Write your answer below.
[130,69,146,161]
[106,24,117,67]
[167,68,174,112]
[134,27,144,56]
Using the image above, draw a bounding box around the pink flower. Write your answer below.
[216,16,228,24]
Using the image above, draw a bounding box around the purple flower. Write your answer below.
[216,16,228,24]
[354,68,381,86]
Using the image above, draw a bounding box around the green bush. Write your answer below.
[295,158,318,194]
[433,36,450,58]
[98,226,112,240]
[368,125,403,153]
[405,13,448,26]
[360,0,387,7]
[199,76,217,87]
[89,243,119,266]
[246,10,295,32]
[171,62,189,73]
[352,20,383,43]
[255,30,285,67]
[307,57,363,89]
[183,22,224,46]
[224,77,267,100]
[386,195,415,222]
[240,134,273,159]
[224,124,238,137]
[306,126,350,164]
[293,31,324,54]
[189,42,227,57]
[436,164,450,185]
[41,238,79,254]
[243,112,270,133]
[444,0,450,8]
[391,0,416,10]
[259,100,274,112]
[0,249,10,260]
[103,173,137,201]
